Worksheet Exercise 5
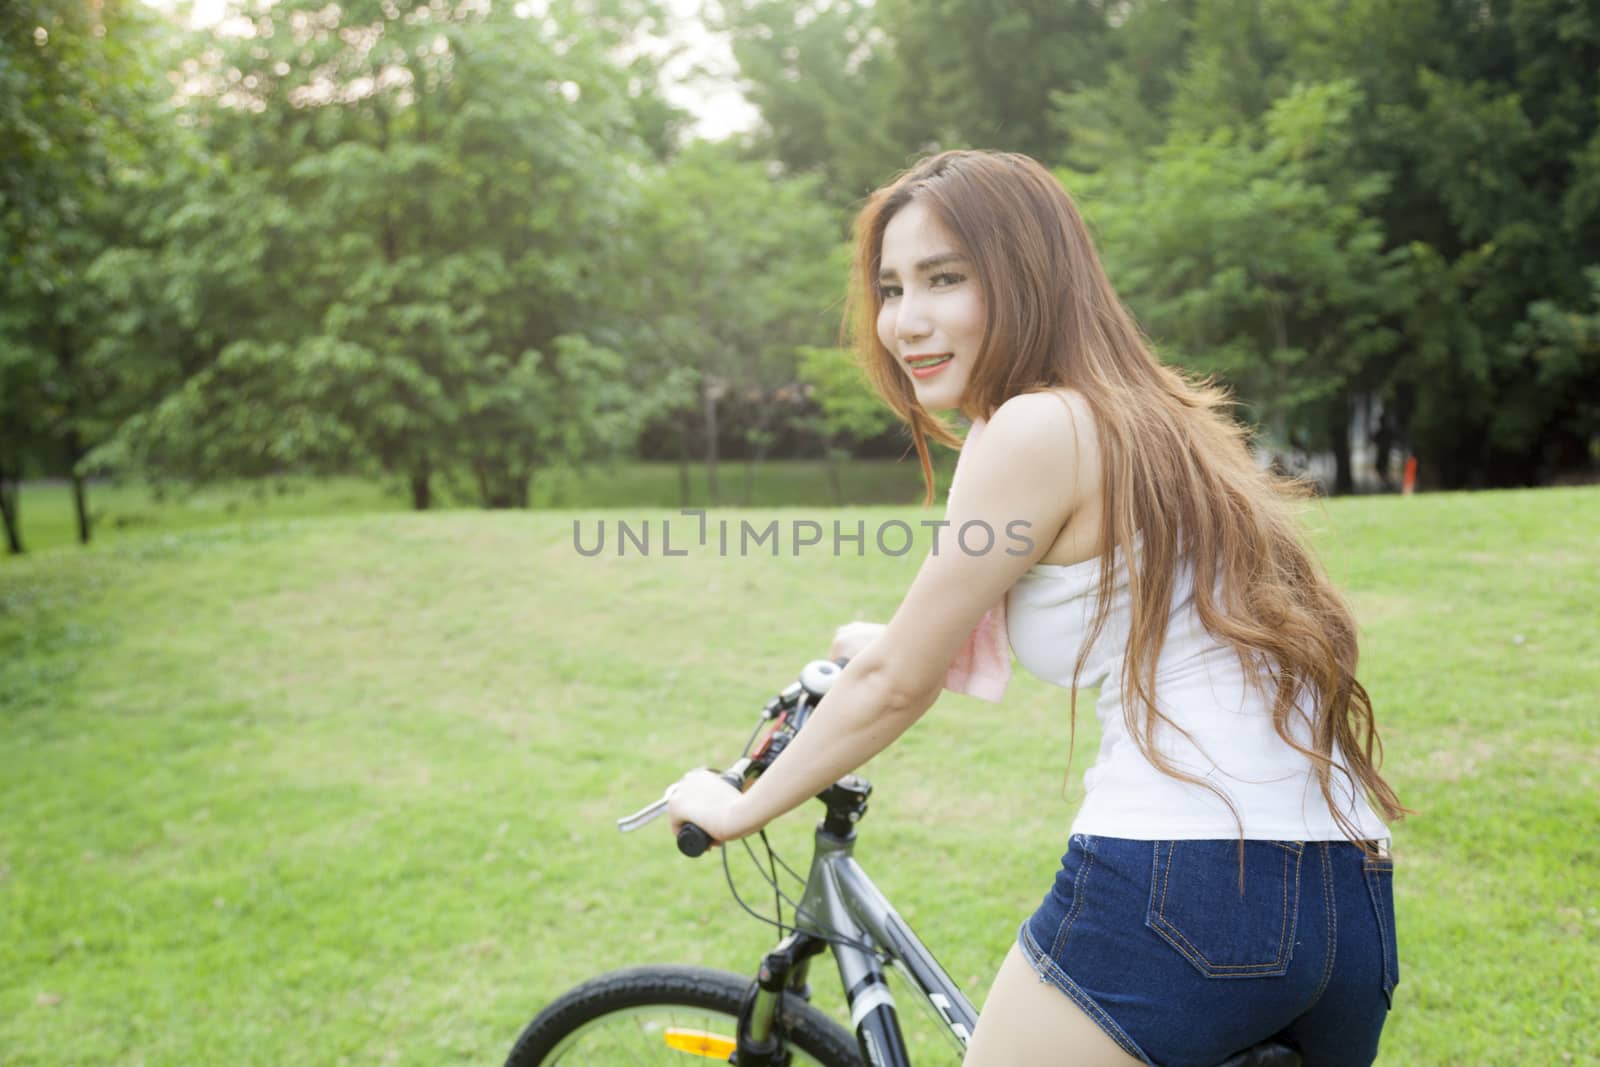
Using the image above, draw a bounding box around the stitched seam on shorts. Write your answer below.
[1365,863,1396,998]
[1307,842,1336,1007]
[1150,841,1295,975]
[1050,844,1096,961]
[1019,920,1154,1065]
[1286,846,1304,968]
[1376,881,1391,975]
[1275,849,1288,965]
[1365,844,1401,996]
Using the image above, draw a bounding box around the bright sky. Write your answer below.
[156,0,759,140]
[656,0,760,140]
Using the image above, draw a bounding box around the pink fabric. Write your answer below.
[941,418,1013,703]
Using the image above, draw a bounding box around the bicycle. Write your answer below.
[504,659,1303,1066]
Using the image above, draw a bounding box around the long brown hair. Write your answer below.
[846,150,1407,847]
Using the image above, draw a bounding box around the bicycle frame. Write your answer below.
[607,662,1300,1067]
[735,776,977,1067]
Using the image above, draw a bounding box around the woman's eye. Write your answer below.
[879,284,902,300]
[930,272,965,288]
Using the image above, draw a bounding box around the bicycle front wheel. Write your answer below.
[504,964,862,1066]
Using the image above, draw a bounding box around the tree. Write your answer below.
[1062,0,1600,487]
[0,0,179,551]
[1502,267,1600,475]
[1048,0,1197,171]
[717,0,1134,196]
[1079,81,1403,491]
[1254,0,1600,485]
[627,143,844,503]
[95,0,685,507]
[711,0,905,205]
[0,325,46,552]
[872,0,1116,162]
[797,344,900,502]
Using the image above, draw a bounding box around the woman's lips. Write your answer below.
[905,353,954,379]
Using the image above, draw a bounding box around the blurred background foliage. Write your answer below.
[3,0,1599,553]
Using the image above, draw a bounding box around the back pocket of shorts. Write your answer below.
[1363,855,1400,1007]
[1146,840,1303,979]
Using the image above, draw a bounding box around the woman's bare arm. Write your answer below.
[669,391,1096,841]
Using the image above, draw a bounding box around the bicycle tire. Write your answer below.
[504,964,863,1066]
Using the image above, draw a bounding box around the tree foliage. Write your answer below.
[0,0,181,550]
[90,0,688,511]
[4,0,1597,552]
[718,0,1599,488]
[1078,80,1403,490]
[626,142,845,501]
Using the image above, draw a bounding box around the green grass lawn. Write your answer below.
[9,459,953,555]
[2,487,1596,1065]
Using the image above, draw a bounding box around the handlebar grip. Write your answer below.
[674,766,747,858]
[676,823,714,857]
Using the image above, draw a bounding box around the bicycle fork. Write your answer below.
[737,929,912,1067]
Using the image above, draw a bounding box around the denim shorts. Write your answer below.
[1019,835,1398,1067]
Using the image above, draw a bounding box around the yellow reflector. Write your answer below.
[662,1027,738,1058]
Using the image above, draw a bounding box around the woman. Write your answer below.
[668,150,1406,1066]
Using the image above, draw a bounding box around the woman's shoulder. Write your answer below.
[990,385,1094,421]
[986,387,1101,464]
[974,388,1103,533]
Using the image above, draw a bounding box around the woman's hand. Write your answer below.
[666,769,751,847]
[830,620,886,661]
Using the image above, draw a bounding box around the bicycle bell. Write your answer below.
[798,658,842,698]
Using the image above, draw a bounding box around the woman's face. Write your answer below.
[875,199,986,412]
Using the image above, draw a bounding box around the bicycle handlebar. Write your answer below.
[675,766,748,857]
[616,658,847,858]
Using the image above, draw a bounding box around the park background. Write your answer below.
[3,0,1598,1064]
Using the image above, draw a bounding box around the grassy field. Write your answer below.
[8,459,955,555]
[1,486,1596,1065]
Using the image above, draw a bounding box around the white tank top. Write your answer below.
[1006,546,1389,841]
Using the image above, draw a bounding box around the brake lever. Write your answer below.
[616,757,754,834]
[616,788,674,833]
